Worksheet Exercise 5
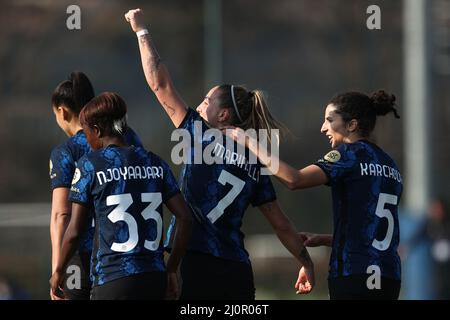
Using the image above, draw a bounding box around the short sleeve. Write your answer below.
[161,160,181,203]
[178,108,201,130]
[68,156,95,207]
[251,173,277,207]
[314,144,358,186]
[49,146,75,190]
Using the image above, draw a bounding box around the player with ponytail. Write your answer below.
[125,9,314,299]
[229,89,403,299]
[49,72,143,299]
[50,92,192,300]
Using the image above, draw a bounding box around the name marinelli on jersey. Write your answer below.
[96,166,164,186]
[360,162,402,183]
[213,143,260,182]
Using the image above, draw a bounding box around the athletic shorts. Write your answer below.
[180,250,255,300]
[328,275,401,300]
[62,251,91,300]
[90,272,167,300]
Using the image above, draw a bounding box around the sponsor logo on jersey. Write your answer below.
[324,150,341,163]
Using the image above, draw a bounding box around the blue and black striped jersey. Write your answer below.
[315,140,402,281]
[69,145,180,286]
[165,108,276,264]
[49,127,143,253]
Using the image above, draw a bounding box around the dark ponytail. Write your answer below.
[51,71,95,115]
[330,90,400,137]
[370,90,400,119]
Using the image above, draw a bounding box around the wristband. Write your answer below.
[136,29,149,38]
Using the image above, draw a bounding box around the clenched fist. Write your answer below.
[124,8,147,33]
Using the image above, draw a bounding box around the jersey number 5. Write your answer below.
[372,192,398,251]
[106,193,162,252]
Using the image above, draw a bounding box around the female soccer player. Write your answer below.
[49,72,143,299]
[50,92,192,300]
[228,90,403,300]
[124,8,315,299]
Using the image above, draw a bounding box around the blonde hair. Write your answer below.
[216,84,289,143]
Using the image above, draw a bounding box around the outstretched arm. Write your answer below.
[125,8,188,127]
[259,200,315,294]
[225,128,328,190]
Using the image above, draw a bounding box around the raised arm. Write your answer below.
[125,8,188,127]
[258,200,315,294]
[49,203,89,300]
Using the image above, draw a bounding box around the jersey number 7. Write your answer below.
[206,170,245,224]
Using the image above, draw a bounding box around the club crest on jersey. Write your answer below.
[324,150,341,163]
[72,168,81,184]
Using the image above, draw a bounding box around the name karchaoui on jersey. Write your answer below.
[321,147,403,184]
[359,162,402,183]
[317,141,403,281]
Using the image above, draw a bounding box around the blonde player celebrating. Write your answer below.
[124,8,314,299]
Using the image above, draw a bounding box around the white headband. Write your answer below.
[231,85,243,122]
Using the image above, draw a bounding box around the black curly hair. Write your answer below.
[329,90,400,137]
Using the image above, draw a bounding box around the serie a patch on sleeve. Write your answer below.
[323,150,341,163]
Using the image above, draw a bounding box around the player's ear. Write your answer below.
[60,106,71,122]
[218,108,231,124]
[93,125,102,138]
[347,119,358,133]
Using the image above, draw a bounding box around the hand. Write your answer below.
[220,126,241,141]
[299,232,324,247]
[49,271,65,300]
[221,126,256,149]
[295,265,315,295]
[49,288,64,300]
[124,8,147,33]
[165,271,180,300]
